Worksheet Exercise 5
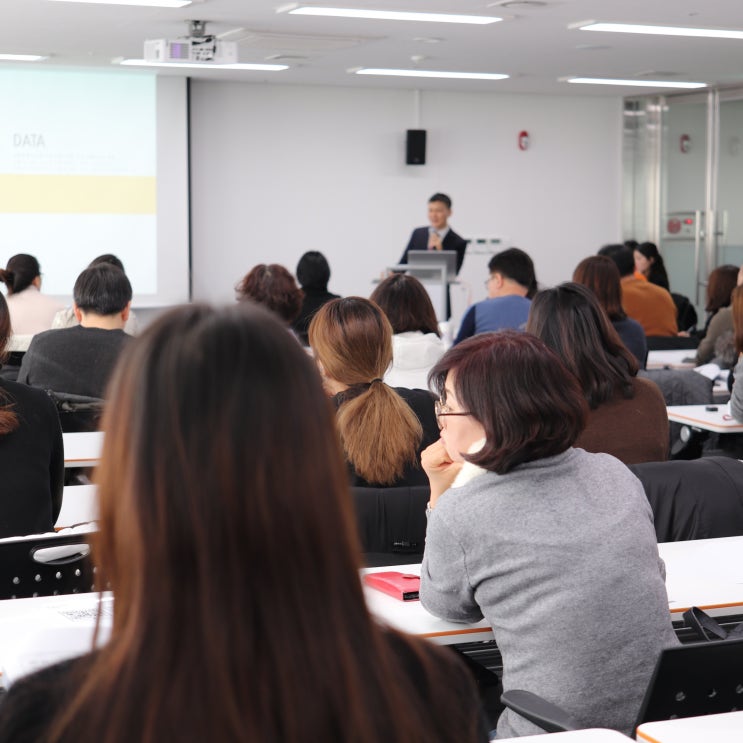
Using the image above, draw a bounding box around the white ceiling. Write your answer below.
[5,0,743,95]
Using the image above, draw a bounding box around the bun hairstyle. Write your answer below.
[309,297,422,485]
[0,254,41,295]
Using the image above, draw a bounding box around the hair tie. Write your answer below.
[370,378,383,385]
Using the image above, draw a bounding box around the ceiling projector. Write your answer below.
[144,20,237,64]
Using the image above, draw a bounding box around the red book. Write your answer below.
[363,572,420,601]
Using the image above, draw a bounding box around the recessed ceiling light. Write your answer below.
[354,68,508,80]
[119,60,288,70]
[565,77,706,89]
[575,21,743,40]
[280,5,501,25]
[0,54,47,62]
[47,0,191,7]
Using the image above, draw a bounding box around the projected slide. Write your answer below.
[0,69,157,296]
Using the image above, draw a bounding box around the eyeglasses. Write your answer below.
[435,399,472,429]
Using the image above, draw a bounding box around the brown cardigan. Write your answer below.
[575,377,669,465]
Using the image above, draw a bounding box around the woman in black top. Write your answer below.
[0,292,63,536]
[310,297,439,487]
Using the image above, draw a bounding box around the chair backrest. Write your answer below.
[45,389,105,433]
[351,485,430,567]
[646,335,700,351]
[636,639,743,726]
[0,531,97,599]
[628,457,743,542]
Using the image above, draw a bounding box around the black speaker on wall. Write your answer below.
[406,129,427,165]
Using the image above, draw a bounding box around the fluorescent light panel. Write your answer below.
[355,68,508,80]
[286,6,501,25]
[578,22,743,40]
[119,60,288,71]
[47,0,191,7]
[566,77,706,89]
[0,54,47,62]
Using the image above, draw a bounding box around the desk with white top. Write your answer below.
[666,405,743,434]
[62,431,103,468]
[499,730,630,743]
[363,536,743,644]
[636,710,743,743]
[646,350,697,370]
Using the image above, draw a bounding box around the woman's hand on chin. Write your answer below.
[422,439,462,508]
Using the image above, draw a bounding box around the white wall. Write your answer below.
[189,81,623,307]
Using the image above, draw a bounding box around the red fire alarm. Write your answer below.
[518,130,530,151]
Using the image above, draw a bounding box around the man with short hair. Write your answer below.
[399,193,468,274]
[453,247,536,345]
[599,244,677,336]
[18,264,132,398]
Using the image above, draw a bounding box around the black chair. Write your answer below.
[45,390,104,433]
[351,486,429,567]
[646,335,700,351]
[672,292,698,334]
[628,458,743,542]
[0,531,97,599]
[638,369,713,458]
[501,638,743,734]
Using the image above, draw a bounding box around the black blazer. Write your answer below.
[399,226,467,274]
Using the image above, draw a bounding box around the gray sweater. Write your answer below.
[420,447,678,738]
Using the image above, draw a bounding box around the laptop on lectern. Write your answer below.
[405,250,457,280]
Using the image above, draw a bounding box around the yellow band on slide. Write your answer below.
[0,174,156,214]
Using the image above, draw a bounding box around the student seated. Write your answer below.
[236,263,303,330]
[370,273,446,390]
[292,251,340,346]
[0,293,63,538]
[18,264,132,399]
[527,282,668,464]
[419,331,678,739]
[0,303,485,743]
[52,254,139,336]
[0,254,63,344]
[599,244,677,337]
[309,297,439,487]
[454,247,536,345]
[573,255,647,367]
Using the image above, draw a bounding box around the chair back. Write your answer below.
[0,531,97,599]
[46,390,104,433]
[351,485,429,567]
[628,457,743,542]
[636,639,743,726]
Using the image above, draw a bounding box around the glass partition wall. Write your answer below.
[624,88,743,320]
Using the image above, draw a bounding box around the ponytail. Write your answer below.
[336,380,422,485]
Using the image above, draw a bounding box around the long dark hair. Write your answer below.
[527,283,639,409]
[636,242,670,290]
[573,255,626,321]
[706,265,738,314]
[48,303,477,743]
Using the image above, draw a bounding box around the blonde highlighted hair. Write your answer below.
[309,298,422,485]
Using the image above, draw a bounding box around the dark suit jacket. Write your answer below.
[399,226,467,274]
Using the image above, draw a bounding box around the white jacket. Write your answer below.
[384,331,446,390]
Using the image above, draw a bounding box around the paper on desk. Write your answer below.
[694,362,723,381]
[0,597,112,688]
